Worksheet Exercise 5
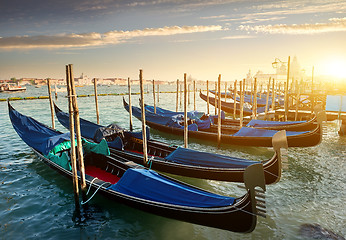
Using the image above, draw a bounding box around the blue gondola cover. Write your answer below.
[109,168,235,207]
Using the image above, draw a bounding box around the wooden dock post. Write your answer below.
[217,74,222,147]
[93,78,100,124]
[193,80,196,111]
[233,80,237,120]
[271,78,276,111]
[252,78,258,119]
[176,79,179,112]
[47,78,55,129]
[127,77,133,131]
[214,82,217,115]
[157,83,159,103]
[311,66,315,115]
[224,82,227,102]
[206,80,210,114]
[188,84,190,105]
[265,77,271,120]
[139,70,148,165]
[152,80,156,114]
[239,80,244,128]
[65,65,80,210]
[180,83,183,108]
[68,64,87,203]
[295,80,300,121]
[285,56,291,121]
[184,73,188,148]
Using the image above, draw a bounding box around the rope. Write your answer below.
[81,179,108,205]
[86,177,98,195]
[264,169,279,179]
[147,156,154,169]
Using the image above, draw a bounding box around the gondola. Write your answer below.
[144,102,319,132]
[209,90,270,107]
[8,101,267,233]
[200,91,254,116]
[208,90,285,107]
[123,98,322,147]
[54,103,284,184]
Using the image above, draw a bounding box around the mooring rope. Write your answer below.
[81,178,109,205]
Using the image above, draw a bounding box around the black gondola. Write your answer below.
[8,101,267,233]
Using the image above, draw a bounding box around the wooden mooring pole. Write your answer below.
[206,80,210,114]
[239,80,244,128]
[214,82,217,115]
[271,78,276,111]
[233,80,237,120]
[285,56,291,121]
[176,79,179,112]
[184,73,188,148]
[217,74,222,147]
[152,79,156,114]
[69,64,87,203]
[265,77,271,120]
[93,78,100,124]
[224,82,227,102]
[139,70,148,165]
[47,78,55,129]
[66,65,80,210]
[127,77,133,131]
[252,78,258,119]
[193,80,196,111]
[157,83,159,103]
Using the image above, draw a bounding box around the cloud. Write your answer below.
[0,25,223,49]
[222,35,255,40]
[239,18,346,34]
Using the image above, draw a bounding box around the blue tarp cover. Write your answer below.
[128,104,202,130]
[56,108,102,140]
[145,105,206,119]
[9,107,71,155]
[165,147,257,168]
[108,168,235,207]
[233,127,308,137]
[247,119,305,127]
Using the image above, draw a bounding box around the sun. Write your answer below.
[323,58,346,79]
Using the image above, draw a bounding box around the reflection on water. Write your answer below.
[0,85,345,239]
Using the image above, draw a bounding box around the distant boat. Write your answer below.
[0,83,26,92]
[53,85,66,93]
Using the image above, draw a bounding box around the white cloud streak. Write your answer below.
[239,18,346,34]
[222,35,255,40]
[0,25,223,49]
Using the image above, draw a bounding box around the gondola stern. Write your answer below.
[243,163,267,220]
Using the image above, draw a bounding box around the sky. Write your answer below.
[0,0,346,82]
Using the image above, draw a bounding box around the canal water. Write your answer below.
[0,85,345,239]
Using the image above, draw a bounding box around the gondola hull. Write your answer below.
[8,102,265,233]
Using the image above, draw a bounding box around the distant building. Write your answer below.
[247,56,306,88]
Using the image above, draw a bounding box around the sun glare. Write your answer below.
[324,58,346,79]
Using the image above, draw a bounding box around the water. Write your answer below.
[1,85,345,239]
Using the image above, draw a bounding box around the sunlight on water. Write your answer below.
[0,85,345,239]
